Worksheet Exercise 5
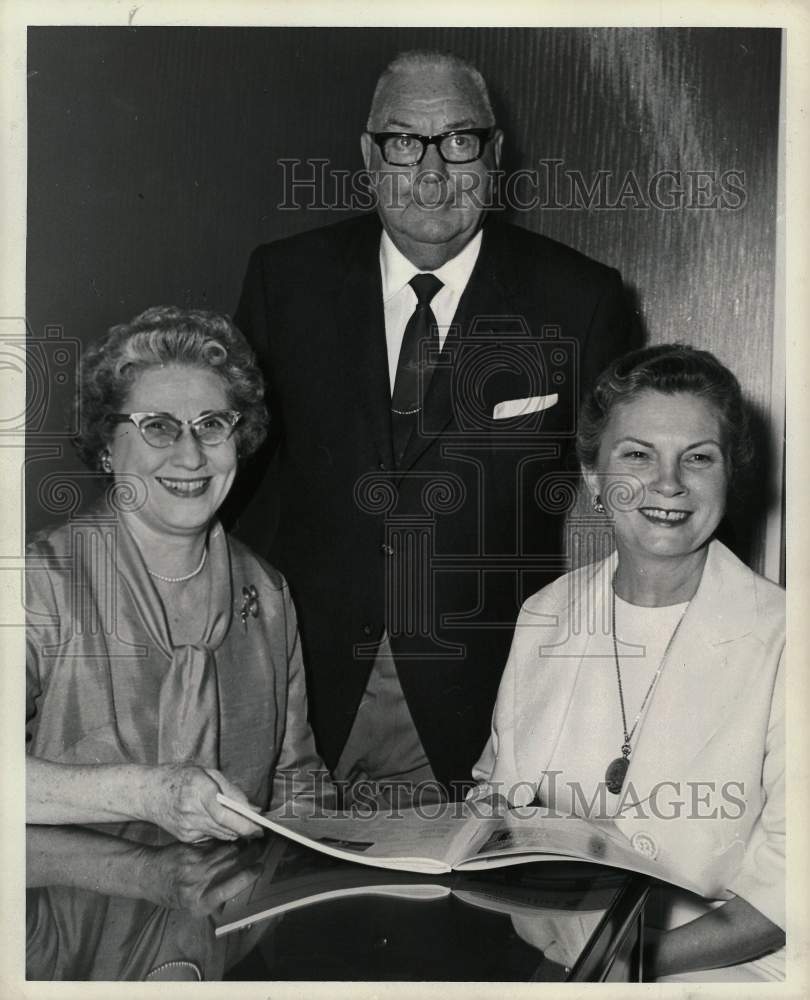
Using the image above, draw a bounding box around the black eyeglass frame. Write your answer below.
[367,127,496,165]
[107,410,242,448]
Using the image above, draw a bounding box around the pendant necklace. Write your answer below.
[604,584,686,795]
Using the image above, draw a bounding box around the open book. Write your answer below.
[217,794,719,898]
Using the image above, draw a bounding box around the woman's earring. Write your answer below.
[592,493,606,514]
[101,453,113,474]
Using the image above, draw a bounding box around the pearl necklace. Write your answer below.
[145,959,202,980]
[147,548,208,583]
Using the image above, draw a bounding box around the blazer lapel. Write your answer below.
[513,557,613,800]
[397,223,521,471]
[625,623,729,803]
[333,217,395,469]
[620,541,758,799]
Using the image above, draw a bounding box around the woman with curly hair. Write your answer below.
[26,306,331,842]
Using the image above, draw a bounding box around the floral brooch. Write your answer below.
[240,584,260,631]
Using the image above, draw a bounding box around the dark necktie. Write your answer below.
[391,273,443,463]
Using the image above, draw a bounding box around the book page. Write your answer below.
[217,795,480,873]
[456,807,708,896]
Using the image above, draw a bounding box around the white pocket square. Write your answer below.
[492,394,559,420]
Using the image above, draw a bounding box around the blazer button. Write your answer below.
[380,543,394,556]
[362,624,373,636]
[378,462,386,471]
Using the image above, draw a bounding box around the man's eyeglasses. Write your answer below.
[107,410,242,448]
[368,128,495,166]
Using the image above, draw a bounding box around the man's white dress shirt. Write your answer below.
[380,229,482,391]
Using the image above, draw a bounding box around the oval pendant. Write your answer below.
[605,756,629,795]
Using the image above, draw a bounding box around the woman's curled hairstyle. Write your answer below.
[76,306,268,470]
[576,343,754,487]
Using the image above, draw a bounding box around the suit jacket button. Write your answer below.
[380,543,394,556]
[362,624,373,636]
[378,462,386,471]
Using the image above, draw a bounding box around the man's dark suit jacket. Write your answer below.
[233,213,637,792]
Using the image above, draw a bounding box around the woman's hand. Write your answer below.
[148,839,265,917]
[144,764,265,843]
[27,757,264,841]
[27,824,263,917]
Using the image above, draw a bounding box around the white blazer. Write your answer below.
[472,540,785,929]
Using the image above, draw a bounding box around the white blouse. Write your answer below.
[541,597,688,818]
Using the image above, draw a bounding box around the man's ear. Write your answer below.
[491,128,504,170]
[360,131,373,172]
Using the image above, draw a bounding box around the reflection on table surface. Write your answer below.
[27,822,644,982]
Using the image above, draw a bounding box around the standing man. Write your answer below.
[234,51,638,800]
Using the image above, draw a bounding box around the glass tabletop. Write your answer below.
[26,823,647,983]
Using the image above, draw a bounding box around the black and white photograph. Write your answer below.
[3,0,807,994]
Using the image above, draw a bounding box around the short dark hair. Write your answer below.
[75,306,268,470]
[576,344,754,485]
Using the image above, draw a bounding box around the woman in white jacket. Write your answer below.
[472,344,785,981]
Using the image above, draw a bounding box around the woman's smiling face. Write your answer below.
[586,390,730,564]
[107,364,237,539]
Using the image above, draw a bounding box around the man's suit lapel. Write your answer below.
[333,217,395,469]
[397,223,521,472]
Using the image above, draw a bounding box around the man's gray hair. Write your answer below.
[367,50,495,129]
